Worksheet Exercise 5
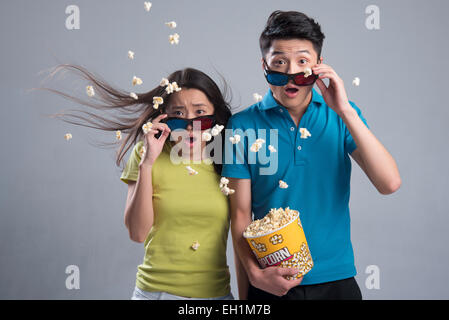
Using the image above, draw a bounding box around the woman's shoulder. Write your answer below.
[135,140,144,148]
[132,140,145,157]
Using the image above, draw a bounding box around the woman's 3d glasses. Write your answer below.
[162,115,216,131]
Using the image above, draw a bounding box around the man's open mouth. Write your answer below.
[284,86,299,98]
[285,87,299,93]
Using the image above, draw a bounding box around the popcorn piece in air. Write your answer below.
[164,82,181,94]
[153,96,163,105]
[268,145,277,152]
[229,134,241,144]
[86,85,95,97]
[250,138,265,152]
[153,96,163,109]
[169,33,180,45]
[130,92,138,100]
[171,81,181,92]
[304,67,312,78]
[142,121,153,134]
[250,143,261,152]
[221,185,235,196]
[202,130,212,142]
[210,128,219,136]
[165,21,177,29]
[186,166,198,176]
[116,130,122,140]
[144,2,152,12]
[253,93,263,102]
[191,240,200,251]
[64,133,72,141]
[219,177,230,187]
[128,50,135,60]
[132,76,143,86]
[219,176,234,196]
[279,180,289,189]
[165,83,174,94]
[160,78,169,87]
[299,128,311,139]
[352,77,360,86]
[211,124,224,136]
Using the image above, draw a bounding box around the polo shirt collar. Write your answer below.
[259,87,325,111]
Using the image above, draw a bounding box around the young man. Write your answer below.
[222,11,401,300]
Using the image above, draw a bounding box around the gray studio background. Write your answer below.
[1,0,448,299]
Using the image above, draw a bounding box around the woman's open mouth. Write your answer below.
[185,136,197,148]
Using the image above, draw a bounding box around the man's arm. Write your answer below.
[228,178,302,298]
[341,108,401,194]
[313,63,401,195]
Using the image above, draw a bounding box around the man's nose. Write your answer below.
[287,63,301,75]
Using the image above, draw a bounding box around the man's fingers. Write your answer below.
[286,276,303,288]
[316,71,336,80]
[277,267,300,276]
[316,78,326,89]
[312,64,331,72]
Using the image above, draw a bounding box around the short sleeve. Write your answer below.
[221,115,251,179]
[120,141,144,184]
[344,101,370,155]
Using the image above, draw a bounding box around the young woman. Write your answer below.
[38,65,234,300]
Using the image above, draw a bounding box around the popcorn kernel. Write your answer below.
[279,180,288,189]
[144,2,152,12]
[132,76,143,86]
[86,85,95,97]
[165,21,177,29]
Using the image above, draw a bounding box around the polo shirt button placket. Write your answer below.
[294,127,307,166]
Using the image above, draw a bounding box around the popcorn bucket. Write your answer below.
[243,210,313,279]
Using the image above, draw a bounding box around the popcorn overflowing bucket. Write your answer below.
[243,208,313,279]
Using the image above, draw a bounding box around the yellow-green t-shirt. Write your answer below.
[120,141,230,298]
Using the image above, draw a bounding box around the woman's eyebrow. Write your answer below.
[170,105,186,110]
[192,103,207,107]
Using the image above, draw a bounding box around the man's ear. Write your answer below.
[261,57,265,70]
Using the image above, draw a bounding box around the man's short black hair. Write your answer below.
[259,11,325,61]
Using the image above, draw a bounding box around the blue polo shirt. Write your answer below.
[222,87,369,285]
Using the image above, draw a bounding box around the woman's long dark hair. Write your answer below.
[33,64,233,175]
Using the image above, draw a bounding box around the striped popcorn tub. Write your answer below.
[243,208,314,280]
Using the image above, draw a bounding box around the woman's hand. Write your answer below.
[140,113,171,167]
